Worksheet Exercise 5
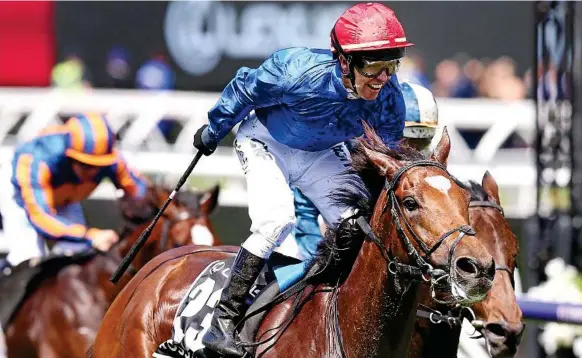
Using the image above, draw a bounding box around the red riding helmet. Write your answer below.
[331,3,413,59]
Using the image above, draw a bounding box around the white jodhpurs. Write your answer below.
[0,163,88,267]
[235,115,362,259]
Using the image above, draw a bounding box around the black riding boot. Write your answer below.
[202,247,265,357]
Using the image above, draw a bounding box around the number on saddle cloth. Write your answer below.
[154,254,306,358]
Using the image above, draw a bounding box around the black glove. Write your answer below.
[193,125,217,156]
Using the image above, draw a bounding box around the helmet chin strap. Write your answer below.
[342,76,361,100]
[339,57,361,100]
[332,28,361,100]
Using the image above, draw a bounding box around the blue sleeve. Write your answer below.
[376,76,405,147]
[206,52,291,143]
[13,154,91,243]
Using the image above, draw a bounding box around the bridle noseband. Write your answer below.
[356,160,476,294]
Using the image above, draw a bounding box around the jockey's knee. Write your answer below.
[242,216,295,259]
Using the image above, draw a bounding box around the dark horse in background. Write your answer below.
[91,126,498,358]
[3,184,221,358]
[409,172,524,358]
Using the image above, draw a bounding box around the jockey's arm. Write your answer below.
[206,51,292,144]
[14,155,99,243]
[109,156,149,199]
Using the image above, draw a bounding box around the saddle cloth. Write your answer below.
[154,252,303,358]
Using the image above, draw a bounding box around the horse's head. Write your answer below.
[467,172,523,357]
[354,124,495,306]
[118,183,221,268]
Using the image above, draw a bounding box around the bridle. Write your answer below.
[329,160,478,357]
[110,200,197,273]
[416,195,514,328]
[239,160,480,357]
[355,160,476,299]
[158,209,194,251]
[469,199,513,287]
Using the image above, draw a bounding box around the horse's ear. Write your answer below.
[430,127,450,166]
[361,145,401,178]
[481,170,500,204]
[199,184,220,216]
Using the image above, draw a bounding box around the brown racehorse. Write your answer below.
[4,184,221,358]
[91,127,497,358]
[409,172,523,358]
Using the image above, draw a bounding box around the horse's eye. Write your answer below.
[402,197,419,211]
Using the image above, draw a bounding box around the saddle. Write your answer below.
[0,251,96,327]
[154,252,318,358]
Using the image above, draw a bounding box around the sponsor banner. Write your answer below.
[55,1,350,91]
[55,1,533,91]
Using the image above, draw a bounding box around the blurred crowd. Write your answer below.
[50,46,175,92]
[398,50,532,100]
[51,47,532,102]
[49,47,534,150]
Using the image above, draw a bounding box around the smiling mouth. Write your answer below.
[367,83,383,91]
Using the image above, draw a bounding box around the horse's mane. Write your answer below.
[308,124,426,283]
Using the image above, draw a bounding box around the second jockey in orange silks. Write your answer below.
[0,114,149,268]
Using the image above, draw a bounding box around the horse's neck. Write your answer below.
[338,238,421,358]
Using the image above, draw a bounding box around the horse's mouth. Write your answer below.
[448,277,493,306]
[483,333,520,358]
[481,321,524,358]
[427,266,493,306]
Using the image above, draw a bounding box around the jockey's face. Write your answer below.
[353,68,391,100]
[339,55,395,101]
[72,161,100,181]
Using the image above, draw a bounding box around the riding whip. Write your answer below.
[109,150,204,284]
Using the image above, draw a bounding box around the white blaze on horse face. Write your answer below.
[424,175,451,195]
[191,224,214,246]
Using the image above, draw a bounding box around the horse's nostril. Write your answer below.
[485,258,495,280]
[485,321,525,342]
[455,257,479,276]
[485,322,506,338]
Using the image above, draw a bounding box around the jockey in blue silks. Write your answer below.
[279,82,440,289]
[192,3,414,356]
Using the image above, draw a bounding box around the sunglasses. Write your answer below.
[354,59,401,78]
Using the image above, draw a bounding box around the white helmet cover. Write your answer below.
[400,82,438,139]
